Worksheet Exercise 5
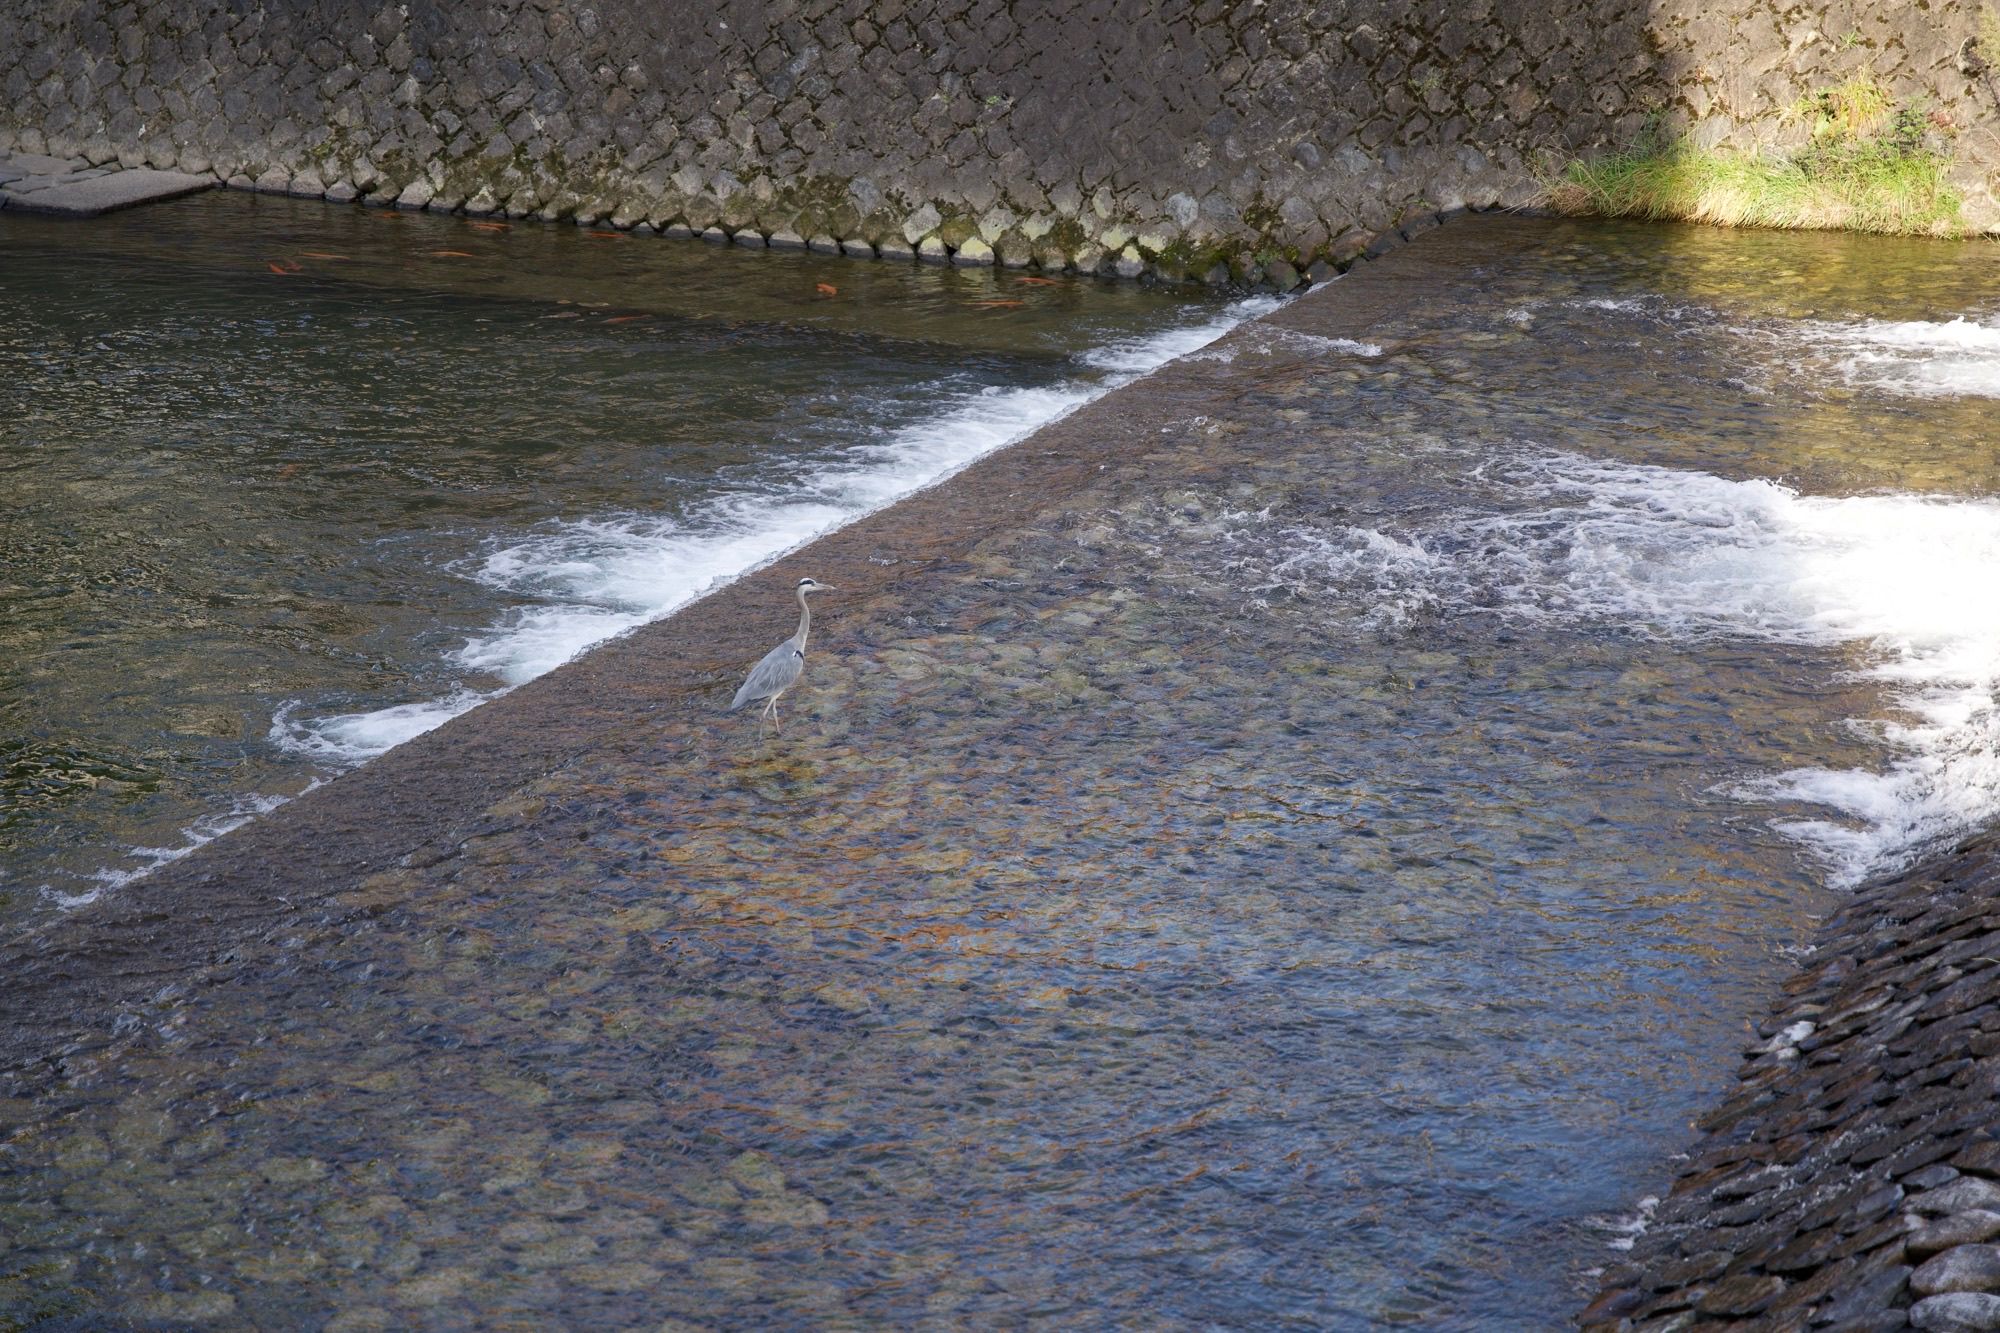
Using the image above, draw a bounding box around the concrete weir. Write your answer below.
[0,226,1474,1084]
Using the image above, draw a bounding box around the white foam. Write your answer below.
[1187,325,1383,364]
[1602,1195,1659,1252]
[271,692,490,765]
[1552,297,2000,399]
[46,784,318,910]
[275,298,1278,763]
[1225,451,2000,886]
[1802,315,2000,398]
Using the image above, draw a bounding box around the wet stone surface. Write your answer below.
[0,149,210,216]
[6,215,2000,1327]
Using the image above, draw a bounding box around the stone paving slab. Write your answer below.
[0,165,213,217]
[0,150,85,175]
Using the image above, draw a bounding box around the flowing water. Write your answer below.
[0,192,1243,918]
[4,209,2000,1329]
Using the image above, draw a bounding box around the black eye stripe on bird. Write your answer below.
[730,577,838,737]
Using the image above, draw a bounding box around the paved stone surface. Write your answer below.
[0,1,1992,279]
[0,159,211,216]
[1581,836,2000,1328]
[0,150,82,175]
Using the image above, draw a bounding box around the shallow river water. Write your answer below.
[4,210,2000,1329]
[0,191,1240,918]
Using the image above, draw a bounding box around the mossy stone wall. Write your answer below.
[0,0,1994,283]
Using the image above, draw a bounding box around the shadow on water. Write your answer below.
[4,214,2000,1328]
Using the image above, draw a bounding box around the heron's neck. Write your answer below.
[793,590,812,651]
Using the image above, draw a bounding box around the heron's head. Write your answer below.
[796,576,836,595]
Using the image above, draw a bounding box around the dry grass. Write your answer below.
[1546,139,1964,237]
[1549,75,1964,238]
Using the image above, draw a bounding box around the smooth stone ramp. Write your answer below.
[0,152,212,217]
[1581,835,2000,1329]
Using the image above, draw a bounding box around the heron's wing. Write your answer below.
[730,641,804,709]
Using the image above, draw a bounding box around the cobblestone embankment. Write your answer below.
[1583,836,2000,1331]
[2,1,1994,280]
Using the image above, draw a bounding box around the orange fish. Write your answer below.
[970,299,1025,309]
[815,283,838,297]
[586,230,624,239]
[428,249,475,258]
[1015,276,1059,285]
[300,251,347,260]
[605,314,647,324]
[266,258,301,274]
[468,221,509,232]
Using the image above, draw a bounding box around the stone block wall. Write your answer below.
[0,0,1994,284]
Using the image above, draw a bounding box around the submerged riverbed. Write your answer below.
[4,213,2000,1329]
[0,191,1242,919]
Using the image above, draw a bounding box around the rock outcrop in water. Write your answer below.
[1583,833,2000,1330]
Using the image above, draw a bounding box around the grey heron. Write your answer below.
[729,576,835,736]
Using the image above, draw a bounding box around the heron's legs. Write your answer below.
[758,691,784,738]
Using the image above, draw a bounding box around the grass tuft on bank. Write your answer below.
[1547,79,1966,238]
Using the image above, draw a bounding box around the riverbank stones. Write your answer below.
[1915,1246,2000,1297]
[1581,835,2000,1328]
[1914,1292,2000,1332]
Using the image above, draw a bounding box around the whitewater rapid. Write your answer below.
[1805,314,2000,398]
[1215,447,2000,887]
